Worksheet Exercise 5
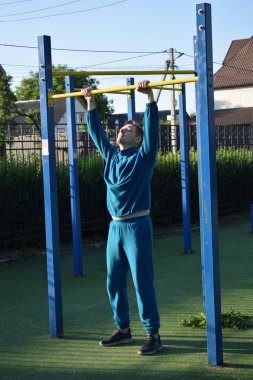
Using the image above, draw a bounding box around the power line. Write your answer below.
[74,52,169,69]
[1,50,166,70]
[0,0,32,5]
[175,50,253,74]
[0,42,164,54]
[4,43,253,75]
[1,63,38,67]
[0,0,83,17]
[2,61,164,69]
[0,0,127,22]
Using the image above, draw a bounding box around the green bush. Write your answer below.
[0,147,253,248]
[181,310,251,330]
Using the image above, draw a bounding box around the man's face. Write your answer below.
[116,124,141,147]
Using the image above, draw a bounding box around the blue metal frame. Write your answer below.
[127,77,136,120]
[37,4,224,362]
[250,204,253,233]
[65,76,83,276]
[195,3,223,365]
[194,34,207,314]
[38,35,63,338]
[179,83,192,253]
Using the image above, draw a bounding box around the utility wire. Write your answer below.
[3,43,253,75]
[175,50,253,74]
[0,42,163,54]
[1,63,38,67]
[0,0,84,17]
[0,0,32,5]
[0,0,127,22]
[74,52,169,68]
[1,50,168,70]
[5,51,166,69]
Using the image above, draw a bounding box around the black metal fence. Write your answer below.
[2,122,253,159]
[0,122,253,249]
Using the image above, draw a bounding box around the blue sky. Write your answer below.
[1,0,253,114]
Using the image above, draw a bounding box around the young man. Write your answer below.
[81,80,162,355]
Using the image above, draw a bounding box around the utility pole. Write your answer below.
[170,48,177,153]
[154,59,170,103]
[154,56,170,153]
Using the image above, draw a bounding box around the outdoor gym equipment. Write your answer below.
[38,2,223,366]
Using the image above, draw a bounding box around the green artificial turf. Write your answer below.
[0,217,253,380]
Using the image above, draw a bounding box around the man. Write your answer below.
[81,80,162,355]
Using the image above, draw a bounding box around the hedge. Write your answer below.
[0,148,253,248]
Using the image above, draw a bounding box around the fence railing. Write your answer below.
[1,122,253,248]
[2,123,253,161]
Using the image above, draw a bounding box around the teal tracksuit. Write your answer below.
[86,102,160,334]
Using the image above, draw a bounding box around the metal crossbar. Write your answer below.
[52,70,196,77]
[51,77,198,100]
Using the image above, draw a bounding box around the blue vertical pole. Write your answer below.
[179,83,192,253]
[194,35,206,314]
[195,3,223,365]
[65,76,83,276]
[38,35,63,338]
[250,204,253,233]
[127,77,136,120]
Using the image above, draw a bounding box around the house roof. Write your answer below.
[214,107,253,126]
[214,37,253,89]
[0,64,6,76]
[13,98,86,125]
[189,107,253,126]
[107,110,180,129]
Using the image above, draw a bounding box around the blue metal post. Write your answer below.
[65,76,83,276]
[38,35,63,338]
[179,83,192,253]
[127,77,136,120]
[195,3,223,365]
[194,35,206,314]
[250,204,253,233]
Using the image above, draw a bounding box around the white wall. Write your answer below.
[214,86,253,110]
[56,99,86,132]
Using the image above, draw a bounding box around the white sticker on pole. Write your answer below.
[73,149,78,159]
[42,139,49,156]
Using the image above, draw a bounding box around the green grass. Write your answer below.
[0,217,253,379]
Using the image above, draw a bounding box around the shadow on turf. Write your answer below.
[223,363,253,369]
[63,333,253,362]
[63,334,205,357]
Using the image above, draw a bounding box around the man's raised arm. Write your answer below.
[137,81,159,161]
[81,88,115,160]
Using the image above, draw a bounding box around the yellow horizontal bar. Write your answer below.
[51,77,198,100]
[152,86,180,92]
[75,88,131,95]
[53,70,196,77]
[108,91,131,95]
[77,87,179,93]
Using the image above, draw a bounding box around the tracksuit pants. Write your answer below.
[106,215,160,334]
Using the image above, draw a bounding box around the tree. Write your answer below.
[12,104,41,135]
[0,75,45,154]
[0,75,16,157]
[15,64,114,122]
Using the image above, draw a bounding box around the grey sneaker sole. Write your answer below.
[138,344,164,355]
[100,338,134,347]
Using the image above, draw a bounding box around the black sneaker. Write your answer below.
[138,334,163,355]
[99,329,134,346]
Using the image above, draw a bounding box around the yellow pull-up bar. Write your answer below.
[74,87,181,95]
[52,70,196,77]
[51,77,198,100]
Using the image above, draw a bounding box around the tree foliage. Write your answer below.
[0,74,46,150]
[15,64,114,121]
[0,75,16,135]
[0,75,16,155]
